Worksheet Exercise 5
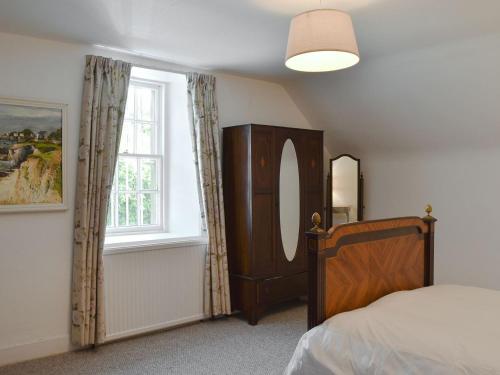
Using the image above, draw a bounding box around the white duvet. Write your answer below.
[285,285,500,375]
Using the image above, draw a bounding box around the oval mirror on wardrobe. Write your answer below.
[279,139,300,262]
[326,154,364,228]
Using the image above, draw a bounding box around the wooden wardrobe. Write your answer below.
[223,124,323,325]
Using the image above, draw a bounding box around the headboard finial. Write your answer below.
[310,212,325,233]
[423,204,437,223]
[425,204,433,216]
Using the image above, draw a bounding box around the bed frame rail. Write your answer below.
[306,206,437,330]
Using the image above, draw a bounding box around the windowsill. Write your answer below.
[104,232,208,255]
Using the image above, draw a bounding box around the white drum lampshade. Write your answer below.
[285,9,360,72]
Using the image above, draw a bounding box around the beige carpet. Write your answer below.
[0,302,306,375]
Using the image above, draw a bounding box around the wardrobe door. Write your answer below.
[223,126,252,277]
[275,128,307,276]
[251,126,275,277]
[303,131,324,236]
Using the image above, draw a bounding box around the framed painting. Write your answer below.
[0,97,67,212]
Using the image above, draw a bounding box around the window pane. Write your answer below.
[128,194,138,226]
[140,159,157,190]
[117,193,138,226]
[125,86,135,120]
[119,121,135,154]
[110,80,163,233]
[118,193,127,226]
[135,86,154,121]
[141,193,157,225]
[137,122,154,154]
[117,159,126,191]
[118,158,137,191]
[126,159,137,191]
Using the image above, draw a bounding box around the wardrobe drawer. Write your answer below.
[258,272,307,306]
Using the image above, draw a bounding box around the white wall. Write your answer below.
[217,72,333,200]
[217,73,311,129]
[363,147,500,289]
[353,36,500,290]
[0,32,318,366]
[285,32,500,291]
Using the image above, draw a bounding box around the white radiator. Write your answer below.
[103,243,206,341]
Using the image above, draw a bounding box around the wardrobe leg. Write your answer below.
[248,306,259,325]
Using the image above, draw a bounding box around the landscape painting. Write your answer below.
[0,98,66,212]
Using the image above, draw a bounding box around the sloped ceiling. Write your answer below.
[284,31,500,155]
[0,0,499,153]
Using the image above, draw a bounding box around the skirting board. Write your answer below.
[0,335,71,367]
[104,313,206,342]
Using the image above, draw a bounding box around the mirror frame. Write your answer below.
[326,154,364,228]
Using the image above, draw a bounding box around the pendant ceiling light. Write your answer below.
[285,9,360,72]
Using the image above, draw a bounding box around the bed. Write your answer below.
[285,206,500,374]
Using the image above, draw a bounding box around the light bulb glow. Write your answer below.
[286,50,359,72]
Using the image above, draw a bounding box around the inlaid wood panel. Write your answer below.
[252,128,274,192]
[324,234,425,318]
[303,131,323,248]
[304,133,323,190]
[306,215,436,329]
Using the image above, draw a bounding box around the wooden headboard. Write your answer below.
[305,206,437,330]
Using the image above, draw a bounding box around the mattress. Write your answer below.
[285,285,500,375]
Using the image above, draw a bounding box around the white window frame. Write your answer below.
[104,67,206,255]
[106,78,166,236]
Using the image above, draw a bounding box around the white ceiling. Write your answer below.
[1,0,499,153]
[0,0,498,79]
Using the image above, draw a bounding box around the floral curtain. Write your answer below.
[187,73,231,317]
[72,55,131,346]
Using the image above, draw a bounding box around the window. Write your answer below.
[107,80,163,233]
[105,67,202,251]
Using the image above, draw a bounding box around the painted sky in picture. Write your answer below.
[0,104,62,133]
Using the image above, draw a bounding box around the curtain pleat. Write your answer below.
[71,55,131,346]
[187,73,231,317]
